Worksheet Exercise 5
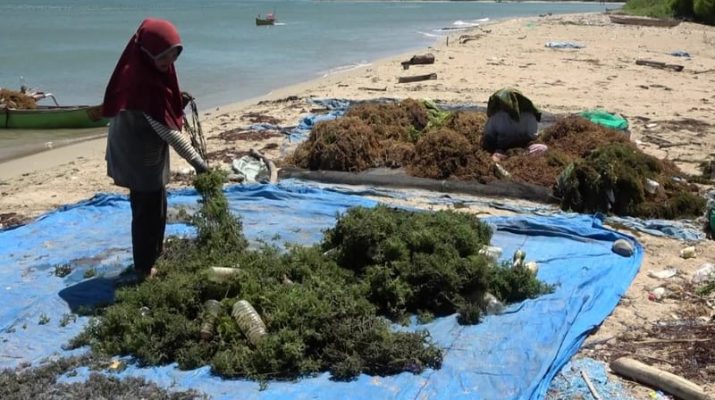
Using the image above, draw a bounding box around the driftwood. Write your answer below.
[636,59,684,72]
[401,53,435,70]
[580,370,603,400]
[397,73,437,84]
[610,357,712,400]
[249,148,278,183]
[458,34,484,44]
[358,86,388,92]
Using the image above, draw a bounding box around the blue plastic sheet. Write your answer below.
[547,357,633,399]
[0,181,642,399]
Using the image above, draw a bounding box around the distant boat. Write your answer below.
[1,105,108,129]
[609,15,680,28]
[256,12,276,26]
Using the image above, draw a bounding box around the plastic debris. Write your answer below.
[208,266,241,283]
[644,179,659,195]
[478,245,502,261]
[648,287,667,301]
[512,249,526,268]
[231,300,267,346]
[525,261,539,274]
[612,239,634,257]
[692,263,715,284]
[648,268,677,280]
[679,246,696,259]
[231,155,269,183]
[483,292,505,315]
[668,50,690,58]
[200,300,222,340]
[545,41,585,49]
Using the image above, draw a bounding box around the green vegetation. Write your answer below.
[73,170,552,384]
[623,0,715,24]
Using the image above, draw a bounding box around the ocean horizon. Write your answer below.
[0,0,613,161]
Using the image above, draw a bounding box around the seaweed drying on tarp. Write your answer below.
[0,355,206,400]
[72,170,552,383]
[285,100,705,219]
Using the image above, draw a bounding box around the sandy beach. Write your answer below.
[1,12,713,397]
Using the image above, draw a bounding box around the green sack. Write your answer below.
[710,206,715,233]
[579,110,629,131]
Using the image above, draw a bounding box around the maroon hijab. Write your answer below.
[102,18,184,129]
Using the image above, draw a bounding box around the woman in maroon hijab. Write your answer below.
[102,18,208,280]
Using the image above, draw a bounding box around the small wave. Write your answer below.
[417,31,440,38]
[452,20,481,28]
[320,61,372,77]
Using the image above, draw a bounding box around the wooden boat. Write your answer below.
[609,15,681,28]
[1,105,109,129]
[256,12,276,26]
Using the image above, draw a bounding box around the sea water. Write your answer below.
[0,0,613,161]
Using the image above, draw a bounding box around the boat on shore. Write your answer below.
[1,88,108,129]
[609,15,681,27]
[1,105,108,129]
[256,12,276,26]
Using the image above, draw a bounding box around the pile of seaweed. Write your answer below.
[286,100,705,219]
[73,170,552,383]
[0,89,37,109]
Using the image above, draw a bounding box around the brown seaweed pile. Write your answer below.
[287,100,706,219]
[0,89,37,109]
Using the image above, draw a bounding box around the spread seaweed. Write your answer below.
[75,170,552,383]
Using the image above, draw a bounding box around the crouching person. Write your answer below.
[483,88,541,160]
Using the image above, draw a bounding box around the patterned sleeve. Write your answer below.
[144,113,208,171]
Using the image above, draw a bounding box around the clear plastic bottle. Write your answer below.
[231,300,267,345]
[200,299,222,340]
[208,266,241,283]
[483,292,505,315]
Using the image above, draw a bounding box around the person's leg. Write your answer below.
[129,187,167,276]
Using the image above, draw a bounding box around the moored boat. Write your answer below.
[609,15,680,27]
[1,105,108,129]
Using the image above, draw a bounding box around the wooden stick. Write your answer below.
[397,73,437,84]
[249,148,278,183]
[610,357,712,400]
[633,338,711,345]
[635,59,684,72]
[358,86,387,92]
[580,370,603,400]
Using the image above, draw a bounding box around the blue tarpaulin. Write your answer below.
[0,181,642,399]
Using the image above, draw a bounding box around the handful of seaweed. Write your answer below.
[74,170,552,382]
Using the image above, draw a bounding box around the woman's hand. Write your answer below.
[181,91,194,109]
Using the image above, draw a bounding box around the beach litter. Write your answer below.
[648,268,678,280]
[691,263,714,284]
[635,59,684,72]
[669,50,691,58]
[545,41,585,49]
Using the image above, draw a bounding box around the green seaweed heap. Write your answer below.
[74,170,552,383]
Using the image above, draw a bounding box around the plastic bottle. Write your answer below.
[679,246,696,259]
[208,266,241,283]
[512,249,526,269]
[483,292,505,315]
[231,300,267,345]
[524,261,538,274]
[692,263,714,284]
[478,246,503,261]
[200,300,222,340]
[494,163,512,179]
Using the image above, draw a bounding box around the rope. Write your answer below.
[183,98,208,165]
